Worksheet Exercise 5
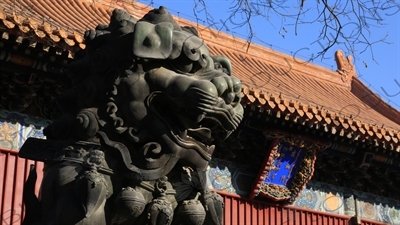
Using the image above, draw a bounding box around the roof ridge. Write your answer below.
[351,78,400,126]
[164,10,354,89]
[82,0,353,88]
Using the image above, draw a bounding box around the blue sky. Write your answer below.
[137,0,400,110]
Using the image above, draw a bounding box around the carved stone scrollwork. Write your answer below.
[113,187,146,224]
[175,193,206,225]
[148,198,174,225]
[75,108,99,141]
[147,176,175,225]
[203,190,224,225]
[74,170,108,218]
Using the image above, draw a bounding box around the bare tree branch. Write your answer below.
[190,0,399,62]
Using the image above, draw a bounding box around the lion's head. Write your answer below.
[45,7,243,181]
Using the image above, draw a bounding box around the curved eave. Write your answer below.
[0,8,85,53]
[241,84,400,152]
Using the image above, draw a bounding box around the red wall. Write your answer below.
[222,193,349,225]
[0,148,43,225]
[0,147,388,225]
[221,192,389,225]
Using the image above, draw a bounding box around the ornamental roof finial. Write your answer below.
[335,50,357,83]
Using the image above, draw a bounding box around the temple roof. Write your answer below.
[0,0,399,151]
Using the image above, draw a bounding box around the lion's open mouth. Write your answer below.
[147,87,243,161]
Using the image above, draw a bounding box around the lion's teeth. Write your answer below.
[197,114,205,123]
[187,127,212,140]
[207,145,215,154]
[179,130,187,139]
[222,130,233,140]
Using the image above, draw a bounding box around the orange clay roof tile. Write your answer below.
[2,19,15,29]
[0,0,399,149]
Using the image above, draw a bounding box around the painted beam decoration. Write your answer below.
[257,132,326,203]
[0,109,49,150]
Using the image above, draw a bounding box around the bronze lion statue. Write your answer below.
[20,6,243,225]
